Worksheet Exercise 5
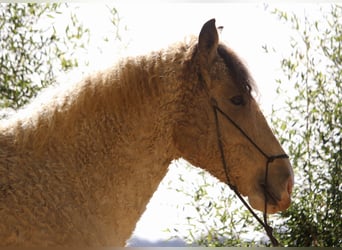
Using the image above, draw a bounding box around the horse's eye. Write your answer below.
[230,95,245,106]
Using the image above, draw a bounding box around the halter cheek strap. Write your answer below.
[211,97,289,247]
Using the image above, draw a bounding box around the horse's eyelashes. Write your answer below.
[230,95,246,106]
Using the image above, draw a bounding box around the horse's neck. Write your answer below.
[0,55,183,199]
[13,56,180,185]
[0,52,185,245]
[2,55,179,155]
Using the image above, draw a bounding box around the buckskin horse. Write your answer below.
[0,19,293,246]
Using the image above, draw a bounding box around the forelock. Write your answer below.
[217,44,257,96]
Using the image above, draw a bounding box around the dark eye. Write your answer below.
[230,95,245,106]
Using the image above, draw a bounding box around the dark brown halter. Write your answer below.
[211,97,289,246]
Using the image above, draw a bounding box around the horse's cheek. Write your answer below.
[225,144,255,195]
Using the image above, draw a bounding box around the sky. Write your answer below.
[51,2,329,246]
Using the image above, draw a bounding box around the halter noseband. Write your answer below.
[210,97,289,247]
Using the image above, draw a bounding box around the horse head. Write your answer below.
[173,19,294,214]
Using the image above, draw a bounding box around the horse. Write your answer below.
[0,19,294,246]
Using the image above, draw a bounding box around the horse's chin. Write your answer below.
[248,192,291,214]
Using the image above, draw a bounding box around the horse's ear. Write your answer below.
[198,19,219,68]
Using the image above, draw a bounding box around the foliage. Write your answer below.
[0,3,90,109]
[268,5,341,247]
[105,5,124,43]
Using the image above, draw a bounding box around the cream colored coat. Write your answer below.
[0,19,293,246]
